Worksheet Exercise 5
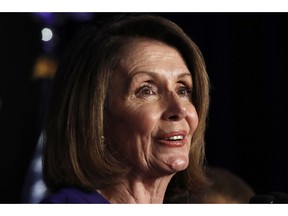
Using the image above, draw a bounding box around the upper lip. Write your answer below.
[157,130,187,140]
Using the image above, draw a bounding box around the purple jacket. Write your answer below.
[40,187,110,204]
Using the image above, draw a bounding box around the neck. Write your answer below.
[98,174,174,204]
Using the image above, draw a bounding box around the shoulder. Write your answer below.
[40,187,110,204]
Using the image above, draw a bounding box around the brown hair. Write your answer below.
[201,167,255,203]
[43,14,210,193]
[164,167,255,203]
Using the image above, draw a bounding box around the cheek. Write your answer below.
[128,107,159,134]
[187,106,199,136]
[107,101,160,143]
[106,103,160,164]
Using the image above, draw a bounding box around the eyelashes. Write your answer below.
[135,82,192,99]
[136,83,155,96]
[177,86,192,97]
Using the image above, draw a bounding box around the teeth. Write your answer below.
[165,135,183,141]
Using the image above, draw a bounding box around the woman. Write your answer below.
[41,14,210,203]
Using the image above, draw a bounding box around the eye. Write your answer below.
[177,86,192,97]
[136,84,155,97]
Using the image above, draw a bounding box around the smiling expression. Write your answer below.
[105,38,199,178]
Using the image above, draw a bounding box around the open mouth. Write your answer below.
[164,135,184,141]
[157,131,187,147]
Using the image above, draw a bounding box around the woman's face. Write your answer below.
[106,39,199,178]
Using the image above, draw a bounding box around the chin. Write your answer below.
[161,154,189,173]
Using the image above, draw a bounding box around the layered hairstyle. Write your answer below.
[43,14,210,193]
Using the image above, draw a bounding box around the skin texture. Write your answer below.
[99,39,199,203]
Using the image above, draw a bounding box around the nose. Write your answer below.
[162,92,188,121]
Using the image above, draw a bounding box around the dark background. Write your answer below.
[1,13,288,203]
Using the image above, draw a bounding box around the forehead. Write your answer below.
[118,38,190,77]
[120,38,183,61]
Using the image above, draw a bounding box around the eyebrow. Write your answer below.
[128,71,192,80]
[124,71,193,93]
[126,71,193,89]
[178,72,192,79]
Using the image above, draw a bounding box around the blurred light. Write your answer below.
[30,180,47,203]
[35,12,54,25]
[31,156,42,173]
[32,56,57,79]
[41,28,53,42]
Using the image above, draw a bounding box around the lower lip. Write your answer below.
[157,138,187,147]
